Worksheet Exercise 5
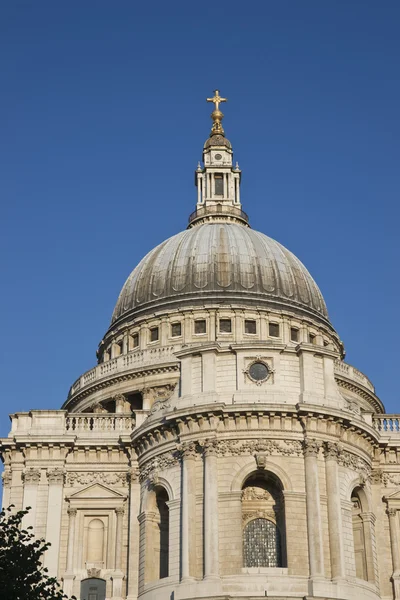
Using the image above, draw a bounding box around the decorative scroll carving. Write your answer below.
[337,450,371,478]
[242,510,276,524]
[87,567,101,578]
[67,471,128,487]
[139,451,180,483]
[216,439,303,458]
[23,468,41,484]
[387,508,397,518]
[370,469,383,485]
[302,438,321,458]
[128,467,140,483]
[47,468,65,484]
[201,439,219,457]
[2,471,12,487]
[382,472,400,488]
[115,507,125,516]
[67,508,77,517]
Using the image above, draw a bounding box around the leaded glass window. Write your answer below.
[243,518,281,567]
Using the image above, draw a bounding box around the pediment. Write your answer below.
[386,490,400,500]
[68,482,125,499]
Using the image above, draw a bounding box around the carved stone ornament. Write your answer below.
[47,468,65,484]
[323,441,342,460]
[387,508,397,518]
[337,450,371,479]
[178,441,198,460]
[201,439,219,457]
[242,486,271,501]
[382,472,400,488]
[128,467,140,483]
[87,567,101,578]
[115,507,125,516]
[67,471,128,487]
[139,451,180,483]
[255,453,268,470]
[370,469,383,485]
[243,357,274,386]
[242,510,276,524]
[67,508,77,517]
[302,438,321,458]
[2,471,12,487]
[23,468,41,484]
[91,402,108,414]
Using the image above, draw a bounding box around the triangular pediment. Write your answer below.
[386,489,400,500]
[68,482,125,499]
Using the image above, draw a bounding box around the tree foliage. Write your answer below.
[0,505,75,600]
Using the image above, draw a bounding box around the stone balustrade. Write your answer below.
[65,413,136,433]
[373,415,400,435]
[334,359,375,392]
[68,346,178,398]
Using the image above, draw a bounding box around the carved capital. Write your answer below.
[302,438,321,458]
[323,441,341,460]
[68,508,77,517]
[2,471,12,487]
[128,467,140,483]
[23,468,41,484]
[201,439,218,457]
[178,441,198,460]
[388,508,397,518]
[47,468,65,484]
[370,469,383,485]
[115,507,125,517]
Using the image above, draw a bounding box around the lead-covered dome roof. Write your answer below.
[111,222,329,325]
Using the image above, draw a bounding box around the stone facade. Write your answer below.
[2,94,400,600]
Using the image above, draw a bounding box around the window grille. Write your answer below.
[243,518,281,567]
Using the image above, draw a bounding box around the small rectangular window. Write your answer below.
[150,327,159,342]
[132,333,139,348]
[290,327,299,342]
[309,333,316,344]
[269,322,280,337]
[194,319,207,334]
[214,173,224,196]
[245,319,257,334]
[171,322,182,337]
[219,318,232,333]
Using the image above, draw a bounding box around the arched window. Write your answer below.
[80,577,106,600]
[241,474,286,568]
[157,489,169,578]
[243,517,281,567]
[352,491,368,580]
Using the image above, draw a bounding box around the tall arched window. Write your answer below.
[241,474,286,568]
[352,490,368,580]
[157,489,169,578]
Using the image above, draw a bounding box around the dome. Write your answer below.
[204,134,232,149]
[111,222,329,325]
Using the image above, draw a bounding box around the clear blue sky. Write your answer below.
[1,1,399,436]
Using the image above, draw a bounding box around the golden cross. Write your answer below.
[206,89,227,112]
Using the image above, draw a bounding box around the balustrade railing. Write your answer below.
[373,415,400,433]
[334,360,374,392]
[65,413,135,432]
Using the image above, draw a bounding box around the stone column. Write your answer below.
[66,508,78,571]
[360,511,377,583]
[303,439,325,578]
[44,468,65,577]
[388,508,400,598]
[1,471,12,509]
[22,467,41,531]
[127,468,140,600]
[63,508,77,598]
[324,443,345,580]
[180,442,197,581]
[203,440,219,580]
[112,507,125,600]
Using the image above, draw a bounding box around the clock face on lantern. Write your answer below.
[214,153,222,160]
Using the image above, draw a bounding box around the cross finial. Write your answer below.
[206,89,227,112]
[206,89,227,136]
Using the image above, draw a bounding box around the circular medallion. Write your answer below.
[214,153,222,160]
[248,361,269,383]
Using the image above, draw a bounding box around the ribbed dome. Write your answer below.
[111,223,329,324]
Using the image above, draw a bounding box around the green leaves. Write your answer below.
[0,506,76,600]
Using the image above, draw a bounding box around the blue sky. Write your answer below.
[1,1,399,437]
